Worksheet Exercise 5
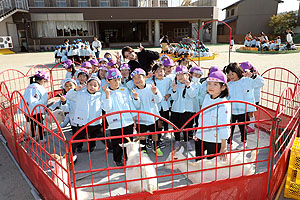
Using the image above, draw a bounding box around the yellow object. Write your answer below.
[284,137,300,199]
[0,49,15,55]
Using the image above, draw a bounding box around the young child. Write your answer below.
[162,58,176,80]
[230,37,234,51]
[102,68,137,166]
[81,62,93,76]
[189,66,203,126]
[76,68,89,86]
[120,63,131,87]
[63,59,77,79]
[240,61,265,133]
[67,76,111,154]
[194,70,230,160]
[89,59,99,77]
[148,64,172,148]
[79,45,85,63]
[99,58,109,66]
[73,45,80,63]
[107,60,119,69]
[170,65,196,151]
[130,68,164,156]
[23,71,49,143]
[225,63,264,149]
[97,65,108,88]
[67,45,74,60]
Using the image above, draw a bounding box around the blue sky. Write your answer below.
[218,0,300,20]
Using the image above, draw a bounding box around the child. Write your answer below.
[225,63,264,149]
[89,59,99,77]
[240,61,265,133]
[76,68,89,86]
[81,62,93,76]
[67,45,74,60]
[230,37,234,51]
[170,65,196,151]
[63,59,77,79]
[148,64,172,148]
[97,65,108,88]
[162,58,176,80]
[107,60,119,69]
[23,71,49,143]
[67,76,111,153]
[99,58,109,66]
[102,68,137,166]
[130,68,163,156]
[189,66,203,126]
[194,70,230,160]
[120,63,131,87]
[79,45,85,63]
[73,45,80,63]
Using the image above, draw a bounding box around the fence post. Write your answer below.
[9,101,21,164]
[64,140,75,200]
[266,117,281,198]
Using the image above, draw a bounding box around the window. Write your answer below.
[227,11,229,18]
[160,0,168,7]
[99,0,110,7]
[120,0,129,7]
[231,9,235,16]
[15,0,25,8]
[78,0,88,7]
[174,28,189,38]
[57,0,67,7]
[34,0,45,7]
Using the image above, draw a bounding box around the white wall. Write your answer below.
[0,16,20,51]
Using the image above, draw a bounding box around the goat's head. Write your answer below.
[119,137,145,155]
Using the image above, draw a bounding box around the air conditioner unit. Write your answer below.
[0,36,13,49]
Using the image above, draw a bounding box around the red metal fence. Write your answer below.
[0,66,299,200]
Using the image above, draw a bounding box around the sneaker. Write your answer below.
[77,147,82,153]
[158,140,166,149]
[142,149,148,155]
[236,142,247,150]
[115,161,124,166]
[146,138,153,149]
[174,141,180,150]
[227,143,232,150]
[187,141,193,151]
[247,126,255,134]
[90,146,96,152]
[155,147,164,157]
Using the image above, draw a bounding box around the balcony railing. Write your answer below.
[0,0,29,19]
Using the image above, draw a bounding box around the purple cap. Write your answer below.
[108,60,117,67]
[63,59,73,68]
[89,59,99,66]
[207,70,227,83]
[107,68,122,80]
[175,65,188,74]
[62,78,77,87]
[189,66,203,75]
[81,62,92,69]
[34,70,49,80]
[120,63,130,70]
[162,58,175,67]
[99,58,109,63]
[130,68,146,78]
[209,66,220,73]
[77,68,89,77]
[240,61,253,72]
[87,76,101,87]
[160,54,170,60]
[99,64,108,71]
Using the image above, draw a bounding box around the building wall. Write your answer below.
[236,0,278,35]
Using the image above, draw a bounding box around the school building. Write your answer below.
[0,0,220,52]
[217,0,281,43]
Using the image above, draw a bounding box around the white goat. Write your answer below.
[165,147,258,184]
[120,138,158,194]
[45,109,65,129]
[48,154,89,199]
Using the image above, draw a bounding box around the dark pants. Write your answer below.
[26,114,44,140]
[139,123,159,150]
[95,51,100,59]
[171,112,194,142]
[72,124,109,153]
[159,109,170,131]
[195,140,221,161]
[110,124,134,163]
[227,113,250,144]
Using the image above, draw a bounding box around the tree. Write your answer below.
[269,11,298,35]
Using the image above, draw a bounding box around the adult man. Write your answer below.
[92,36,102,59]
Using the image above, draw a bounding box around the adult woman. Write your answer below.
[121,44,159,74]
[160,35,170,54]
[92,36,102,59]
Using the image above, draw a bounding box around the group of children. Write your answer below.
[54,39,95,64]
[23,49,265,166]
[167,41,213,58]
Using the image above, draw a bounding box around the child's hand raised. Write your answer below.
[185,80,191,87]
[151,82,158,94]
[172,80,177,91]
[76,84,85,91]
[131,88,139,100]
[243,71,252,78]
[137,43,144,52]
[60,95,66,102]
[102,84,111,97]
